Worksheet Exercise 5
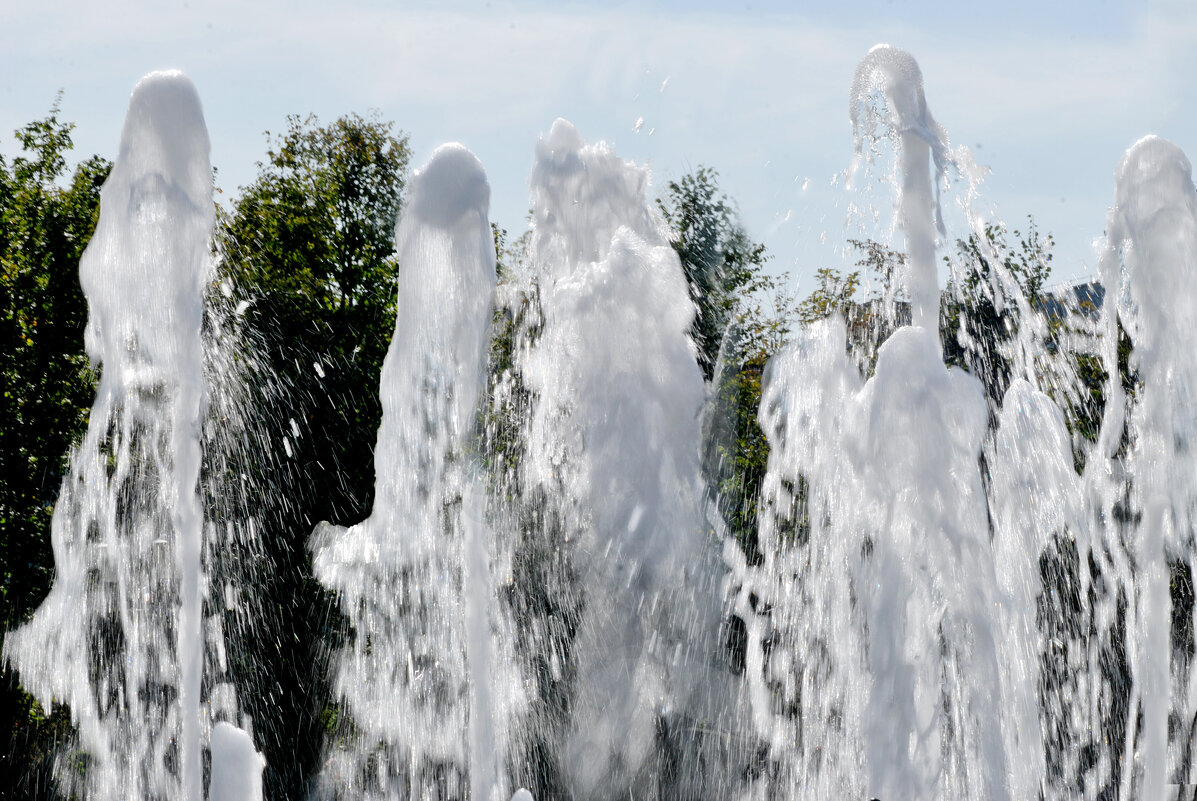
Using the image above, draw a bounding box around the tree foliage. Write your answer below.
[658,168,793,558]
[218,111,409,528]
[941,218,1053,412]
[657,166,773,382]
[221,112,408,382]
[0,100,110,801]
[0,106,108,629]
[216,111,410,798]
[796,267,860,326]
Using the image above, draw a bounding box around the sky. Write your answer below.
[4,0,1196,296]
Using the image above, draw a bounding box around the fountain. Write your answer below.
[512,119,725,800]
[310,142,503,799]
[1091,135,1197,800]
[4,41,1197,801]
[2,71,262,800]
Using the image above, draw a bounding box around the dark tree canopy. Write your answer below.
[657,166,772,383]
[221,112,409,382]
[0,101,110,801]
[0,108,108,630]
[216,112,411,799]
[218,111,410,527]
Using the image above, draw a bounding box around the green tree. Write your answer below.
[221,112,408,386]
[216,111,410,798]
[796,267,860,325]
[0,101,109,800]
[0,107,108,628]
[941,218,1053,415]
[657,168,792,560]
[791,239,906,377]
[658,166,772,382]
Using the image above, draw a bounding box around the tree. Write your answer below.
[0,101,109,800]
[796,267,860,325]
[657,166,772,382]
[657,168,794,562]
[216,111,410,798]
[220,112,408,394]
[941,218,1053,415]
[0,106,108,628]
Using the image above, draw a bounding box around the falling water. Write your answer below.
[311,143,502,799]
[2,70,262,800]
[1091,135,1197,799]
[514,119,723,801]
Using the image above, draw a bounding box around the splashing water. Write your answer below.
[509,118,723,801]
[2,70,261,800]
[1091,135,1197,800]
[311,142,502,800]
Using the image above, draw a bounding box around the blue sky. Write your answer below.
[4,0,1194,294]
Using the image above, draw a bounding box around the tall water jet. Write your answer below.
[738,316,867,800]
[512,118,722,800]
[311,143,503,799]
[1092,135,1197,798]
[2,70,232,800]
[850,44,948,331]
[987,380,1079,800]
[733,45,1012,800]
